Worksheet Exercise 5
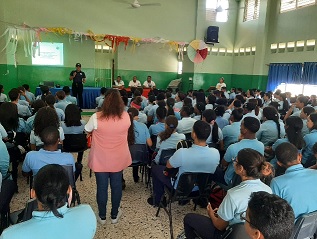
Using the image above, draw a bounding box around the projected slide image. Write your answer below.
[32,42,64,66]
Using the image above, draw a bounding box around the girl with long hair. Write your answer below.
[202,109,223,150]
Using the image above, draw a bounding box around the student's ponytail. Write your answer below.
[127,108,138,145]
[158,116,178,142]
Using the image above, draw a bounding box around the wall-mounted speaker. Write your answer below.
[205,26,219,44]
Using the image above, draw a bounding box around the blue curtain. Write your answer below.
[266,63,302,91]
[302,62,317,85]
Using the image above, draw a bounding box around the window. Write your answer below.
[280,0,316,13]
[275,83,317,96]
[243,0,260,22]
[206,0,229,22]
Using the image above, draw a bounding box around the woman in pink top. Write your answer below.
[85,89,131,225]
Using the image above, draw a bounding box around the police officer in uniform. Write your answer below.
[69,63,86,109]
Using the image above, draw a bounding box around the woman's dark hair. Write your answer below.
[231,108,243,122]
[0,84,3,95]
[148,95,156,104]
[202,109,219,144]
[195,102,206,120]
[183,97,192,107]
[235,94,245,104]
[166,97,176,117]
[40,85,50,101]
[45,94,56,107]
[214,105,226,117]
[280,93,290,113]
[236,148,274,185]
[0,102,19,131]
[34,164,69,218]
[207,94,216,105]
[285,116,304,150]
[101,89,124,119]
[309,112,317,131]
[302,106,315,118]
[34,107,59,136]
[248,98,260,116]
[64,104,82,127]
[264,92,272,101]
[243,102,256,112]
[32,100,46,114]
[248,89,255,98]
[269,101,279,111]
[127,108,138,145]
[263,106,281,139]
[158,115,178,142]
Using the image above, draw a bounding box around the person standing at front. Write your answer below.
[85,89,131,225]
[69,63,86,109]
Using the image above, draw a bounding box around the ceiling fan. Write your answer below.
[114,0,161,8]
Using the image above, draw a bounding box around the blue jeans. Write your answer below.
[95,171,123,219]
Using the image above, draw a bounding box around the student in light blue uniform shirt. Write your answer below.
[45,94,65,121]
[144,95,156,115]
[300,106,315,137]
[1,164,97,239]
[29,107,64,150]
[271,142,317,219]
[220,117,264,186]
[26,100,46,130]
[0,140,10,178]
[8,88,32,117]
[222,108,243,150]
[96,87,107,107]
[256,106,285,146]
[148,120,219,207]
[62,86,77,105]
[215,106,229,130]
[302,112,317,167]
[154,116,185,164]
[183,148,273,239]
[147,93,165,123]
[23,127,75,176]
[54,91,71,112]
[127,108,152,182]
[22,84,35,103]
[202,109,224,149]
[149,107,166,136]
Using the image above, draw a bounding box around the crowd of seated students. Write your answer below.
[3,83,317,238]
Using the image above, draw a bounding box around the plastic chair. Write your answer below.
[129,144,149,183]
[291,211,317,239]
[63,134,88,181]
[158,149,176,166]
[156,172,214,239]
[62,165,81,206]
[221,223,250,239]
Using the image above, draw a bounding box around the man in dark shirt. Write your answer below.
[69,63,86,109]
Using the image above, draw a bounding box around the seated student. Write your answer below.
[130,97,147,124]
[262,92,272,108]
[22,84,35,104]
[62,86,77,105]
[202,109,223,149]
[229,87,236,100]
[1,164,96,239]
[147,120,219,206]
[244,191,295,239]
[248,98,262,120]
[284,95,308,121]
[147,93,166,123]
[242,102,259,122]
[166,97,179,119]
[256,106,285,146]
[35,85,50,101]
[0,85,7,102]
[127,108,152,182]
[144,95,156,116]
[214,106,229,130]
[23,126,75,176]
[9,88,32,117]
[193,102,205,120]
[182,148,272,239]
[176,106,197,135]
[26,100,46,130]
[174,92,185,111]
[45,94,65,121]
[17,86,32,105]
[222,108,243,150]
[153,115,186,164]
[218,117,264,186]
[205,94,216,110]
[221,86,229,99]
[302,112,317,167]
[271,142,317,219]
[30,107,64,151]
[133,88,148,109]
[96,87,107,108]
[149,107,166,137]
[54,91,71,112]
[299,106,315,137]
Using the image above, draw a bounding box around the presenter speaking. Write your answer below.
[69,63,86,109]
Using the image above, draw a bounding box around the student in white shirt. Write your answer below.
[0,85,7,103]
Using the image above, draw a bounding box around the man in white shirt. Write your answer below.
[143,76,156,89]
[113,76,125,89]
[129,76,141,88]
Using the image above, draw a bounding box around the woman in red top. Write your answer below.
[85,89,131,224]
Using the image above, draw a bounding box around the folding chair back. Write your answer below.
[63,134,87,153]
[292,211,317,239]
[221,223,250,239]
[61,165,81,206]
[159,149,176,165]
[129,144,148,164]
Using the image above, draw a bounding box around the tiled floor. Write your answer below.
[9,116,207,239]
